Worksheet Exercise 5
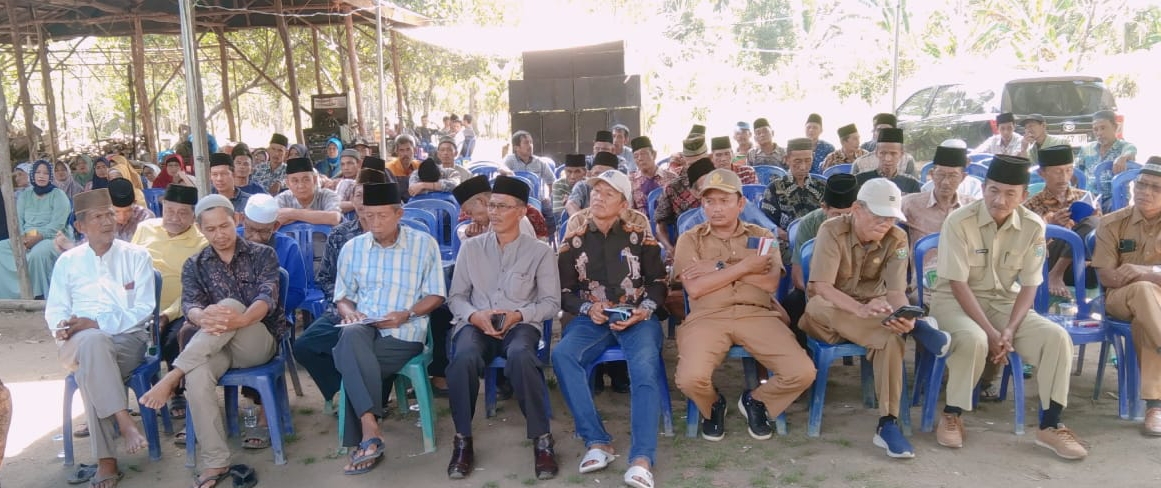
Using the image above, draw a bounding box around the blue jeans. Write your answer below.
[551,315,663,466]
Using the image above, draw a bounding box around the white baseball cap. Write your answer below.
[857,178,907,222]
[244,193,279,224]
[587,170,633,204]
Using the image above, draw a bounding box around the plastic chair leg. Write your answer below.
[806,350,834,438]
[1093,340,1110,401]
[484,366,499,418]
[919,357,947,432]
[128,378,163,462]
[656,355,674,437]
[912,349,931,407]
[223,386,240,438]
[402,364,437,453]
[185,407,197,468]
[62,375,77,466]
[1110,330,1130,419]
[997,353,1026,435]
[256,378,288,465]
[336,383,347,449]
[859,356,875,409]
[287,357,304,398]
[1074,344,1087,376]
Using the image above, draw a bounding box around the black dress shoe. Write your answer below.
[533,434,559,480]
[701,393,727,441]
[447,434,474,479]
[608,361,631,393]
[497,380,514,401]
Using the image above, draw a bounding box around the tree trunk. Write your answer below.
[0,379,10,472]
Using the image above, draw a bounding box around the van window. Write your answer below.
[928,85,966,116]
[897,87,937,119]
[1003,80,1114,117]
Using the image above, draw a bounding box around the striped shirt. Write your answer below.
[334,225,445,343]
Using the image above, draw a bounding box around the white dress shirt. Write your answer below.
[45,240,156,336]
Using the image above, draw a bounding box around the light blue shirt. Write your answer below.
[1075,139,1137,196]
[334,225,445,342]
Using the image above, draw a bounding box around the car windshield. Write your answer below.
[1003,80,1112,117]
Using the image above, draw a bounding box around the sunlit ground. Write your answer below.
[4,380,84,461]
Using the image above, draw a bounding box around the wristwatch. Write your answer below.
[715,261,726,271]
[406,310,417,321]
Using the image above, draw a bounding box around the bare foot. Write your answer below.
[139,380,176,411]
[119,422,149,455]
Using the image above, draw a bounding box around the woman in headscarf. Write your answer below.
[107,155,146,206]
[141,163,161,188]
[288,143,309,160]
[315,137,343,178]
[159,153,197,188]
[85,157,111,190]
[52,160,85,200]
[71,154,93,188]
[0,160,71,298]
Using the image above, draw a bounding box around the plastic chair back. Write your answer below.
[400,218,431,233]
[514,171,543,199]
[408,191,460,212]
[144,188,165,216]
[676,208,705,235]
[1111,168,1140,212]
[912,233,940,308]
[753,165,786,185]
[276,222,331,287]
[919,162,934,182]
[470,165,500,180]
[823,164,851,178]
[965,163,989,180]
[741,184,766,206]
[405,199,458,257]
[1035,225,1088,316]
[968,153,992,164]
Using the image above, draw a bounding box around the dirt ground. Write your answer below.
[2,308,1160,488]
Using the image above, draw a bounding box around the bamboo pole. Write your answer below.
[215,28,238,141]
[274,0,304,143]
[33,9,58,161]
[310,26,323,95]
[389,28,405,131]
[343,6,365,138]
[0,72,33,299]
[6,2,39,159]
[132,18,157,159]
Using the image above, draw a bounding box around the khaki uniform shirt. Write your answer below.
[901,190,976,272]
[673,221,781,314]
[1091,206,1161,271]
[807,214,909,302]
[933,199,1047,303]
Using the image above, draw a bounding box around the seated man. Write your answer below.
[332,149,362,212]
[972,113,1023,156]
[781,174,858,342]
[386,135,421,200]
[231,144,267,196]
[552,154,587,220]
[901,144,977,303]
[46,189,157,488]
[852,114,920,178]
[241,194,307,315]
[1074,110,1136,208]
[408,157,461,197]
[208,152,252,214]
[109,178,155,241]
[1092,159,1161,434]
[446,176,560,480]
[331,182,445,475]
[293,169,386,408]
[653,156,715,256]
[854,128,921,193]
[929,156,1085,459]
[819,124,868,171]
[553,170,665,487]
[673,168,816,445]
[565,152,622,217]
[748,118,786,167]
[628,136,677,214]
[760,137,826,244]
[919,140,983,199]
[275,157,342,226]
[1023,145,1101,298]
[435,137,472,182]
[140,195,284,486]
[455,175,536,240]
[130,185,208,420]
[709,136,758,184]
[801,178,950,459]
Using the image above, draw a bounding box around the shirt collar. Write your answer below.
[370,225,409,249]
[925,190,969,209]
[975,201,1022,231]
[695,219,749,238]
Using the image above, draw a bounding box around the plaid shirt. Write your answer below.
[654,173,700,225]
[334,226,445,343]
[819,148,868,171]
[552,178,577,219]
[748,145,786,167]
[630,169,677,213]
[318,218,364,306]
[760,175,827,228]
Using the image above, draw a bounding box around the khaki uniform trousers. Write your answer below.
[930,295,1072,411]
[1105,281,1161,400]
[675,305,816,418]
[58,328,148,459]
[801,298,906,417]
[173,299,276,469]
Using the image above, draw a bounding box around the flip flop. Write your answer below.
[190,470,230,488]
[174,428,187,447]
[241,429,270,450]
[343,437,384,475]
[168,396,187,420]
[623,465,654,488]
[228,464,258,488]
[89,471,124,488]
[578,447,616,474]
[74,423,90,438]
[66,463,97,484]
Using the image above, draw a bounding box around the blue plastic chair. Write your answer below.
[742,184,766,207]
[676,203,776,237]
[919,162,934,182]
[968,153,992,165]
[470,165,500,180]
[404,199,458,260]
[753,165,786,185]
[676,208,704,236]
[1092,160,1141,203]
[400,218,431,233]
[484,321,554,418]
[1035,226,1108,381]
[514,171,544,200]
[403,207,438,235]
[554,164,566,180]
[965,163,989,180]
[1111,168,1141,212]
[451,221,471,256]
[646,187,665,236]
[408,191,460,212]
[808,173,826,184]
[557,210,570,244]
[1084,231,1143,420]
[910,236,1026,434]
[823,164,851,178]
[799,239,895,437]
[63,271,171,465]
[336,326,438,453]
[587,343,674,437]
[143,188,165,216]
[186,269,294,466]
[277,222,332,321]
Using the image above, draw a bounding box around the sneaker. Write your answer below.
[701,394,727,442]
[936,413,964,448]
[911,319,951,358]
[872,420,915,458]
[1034,424,1088,459]
[737,390,774,440]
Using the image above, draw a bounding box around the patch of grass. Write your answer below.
[675,475,712,488]
[566,474,585,485]
[546,376,559,390]
[521,439,533,448]
[701,452,726,471]
[296,407,316,415]
[827,437,852,448]
[127,465,141,473]
[749,467,774,488]
[302,457,316,465]
[282,433,299,444]
[505,473,519,480]
[779,468,805,485]
[438,406,452,417]
[522,478,538,486]
[481,482,500,488]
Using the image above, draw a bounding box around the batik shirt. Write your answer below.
[557,209,666,316]
[760,175,826,228]
[748,145,786,167]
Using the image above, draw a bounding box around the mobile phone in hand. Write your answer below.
[881,305,924,325]
[490,313,507,331]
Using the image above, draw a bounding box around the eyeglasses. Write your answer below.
[487,202,522,211]
[1135,181,1161,194]
[930,171,964,181]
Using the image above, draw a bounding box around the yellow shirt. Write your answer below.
[130,218,208,321]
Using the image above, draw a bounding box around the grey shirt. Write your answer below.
[503,153,556,187]
[447,231,560,339]
[276,188,341,212]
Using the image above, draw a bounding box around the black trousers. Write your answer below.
[446,324,550,439]
[333,325,424,447]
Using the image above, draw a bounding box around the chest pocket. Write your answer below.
[502,271,535,302]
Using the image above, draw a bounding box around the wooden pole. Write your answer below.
[0,72,33,299]
[215,28,238,141]
[33,9,58,161]
[343,7,365,138]
[132,18,157,159]
[310,26,323,94]
[336,25,348,95]
[6,2,40,159]
[389,28,405,132]
[274,0,304,143]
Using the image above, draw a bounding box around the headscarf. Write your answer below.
[30,160,57,196]
[316,137,343,178]
[88,157,110,190]
[53,160,85,200]
[289,143,309,160]
[152,154,179,188]
[108,155,146,206]
[72,154,93,187]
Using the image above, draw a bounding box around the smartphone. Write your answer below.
[603,307,633,322]
[881,305,925,325]
[490,313,507,331]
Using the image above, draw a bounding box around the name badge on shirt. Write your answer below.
[1119,239,1137,253]
[974,249,989,254]
[746,237,777,256]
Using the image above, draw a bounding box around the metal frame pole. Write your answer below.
[179,0,210,194]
